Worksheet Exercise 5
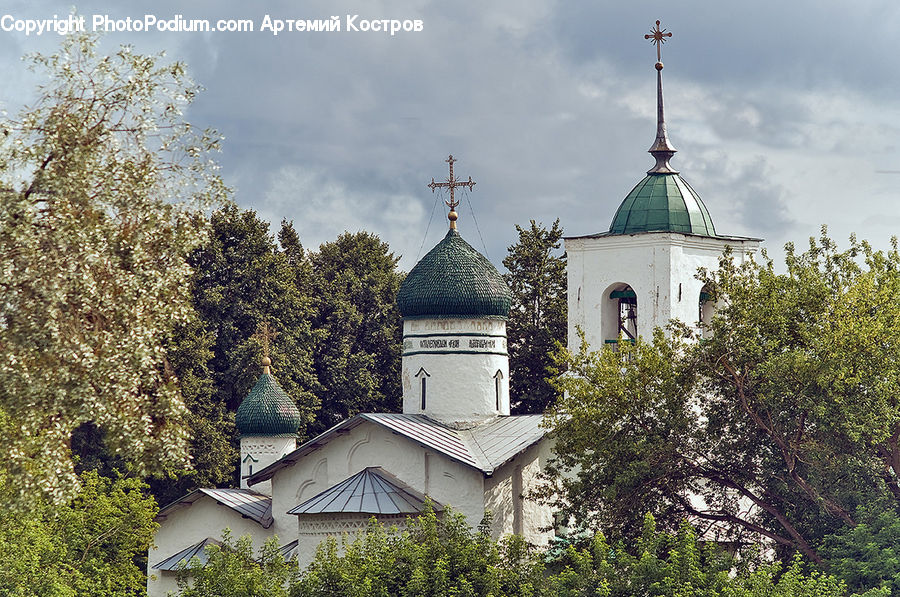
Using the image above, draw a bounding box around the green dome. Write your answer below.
[398,229,511,319]
[235,372,302,437]
[609,173,716,236]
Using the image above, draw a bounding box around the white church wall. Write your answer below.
[148,498,274,597]
[266,421,487,568]
[566,232,759,351]
[239,435,297,493]
[401,318,510,421]
[483,441,555,547]
[294,512,410,568]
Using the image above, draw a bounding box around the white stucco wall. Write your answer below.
[483,440,555,547]
[239,435,297,493]
[566,232,759,350]
[148,497,277,597]
[401,318,510,422]
[265,421,488,569]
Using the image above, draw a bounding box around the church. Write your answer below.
[147,21,761,596]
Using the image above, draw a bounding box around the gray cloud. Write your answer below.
[4,0,900,271]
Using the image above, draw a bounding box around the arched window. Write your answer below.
[603,283,638,346]
[415,367,430,409]
[699,284,715,338]
[494,370,504,411]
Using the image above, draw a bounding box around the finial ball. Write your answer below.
[448,210,458,222]
[655,61,664,71]
[261,356,272,367]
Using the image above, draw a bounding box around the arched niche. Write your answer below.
[699,283,715,338]
[601,283,638,346]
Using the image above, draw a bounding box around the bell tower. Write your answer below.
[566,21,761,351]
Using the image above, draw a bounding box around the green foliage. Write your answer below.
[294,507,545,597]
[542,328,699,541]
[503,219,567,414]
[175,205,320,496]
[190,204,320,419]
[0,470,159,596]
[0,34,226,504]
[544,231,900,574]
[294,509,858,597]
[821,507,900,594]
[309,231,403,432]
[176,530,296,597]
[547,514,864,597]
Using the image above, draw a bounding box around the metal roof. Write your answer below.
[279,540,298,560]
[153,537,222,571]
[363,413,479,468]
[288,466,441,516]
[469,415,548,470]
[156,488,274,529]
[609,174,716,236]
[248,413,547,486]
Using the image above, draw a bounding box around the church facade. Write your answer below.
[147,161,555,597]
[148,21,762,596]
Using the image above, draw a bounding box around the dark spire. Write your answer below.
[644,20,679,174]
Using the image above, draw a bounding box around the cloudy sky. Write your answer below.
[2,1,899,270]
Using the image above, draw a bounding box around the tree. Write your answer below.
[547,515,857,597]
[176,531,295,597]
[0,469,159,596]
[190,205,320,418]
[503,219,567,414]
[309,232,403,432]
[294,507,545,597]
[0,34,226,504]
[544,231,900,573]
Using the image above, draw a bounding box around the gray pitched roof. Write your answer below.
[156,488,274,529]
[153,537,222,571]
[248,413,546,486]
[279,540,298,560]
[288,466,441,516]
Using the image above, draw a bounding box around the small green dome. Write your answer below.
[397,229,511,319]
[609,173,716,236]
[235,372,302,436]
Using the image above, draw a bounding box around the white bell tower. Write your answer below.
[566,20,760,351]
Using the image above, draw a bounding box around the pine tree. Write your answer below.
[503,220,567,414]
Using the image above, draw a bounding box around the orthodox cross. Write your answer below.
[644,19,672,64]
[254,321,278,373]
[428,154,475,229]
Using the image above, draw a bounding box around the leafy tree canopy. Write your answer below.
[0,34,226,505]
[309,231,403,433]
[543,230,900,576]
[0,469,159,596]
[176,531,296,597]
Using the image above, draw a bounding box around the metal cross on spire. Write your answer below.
[254,321,278,374]
[428,154,475,230]
[644,19,678,174]
[644,19,672,63]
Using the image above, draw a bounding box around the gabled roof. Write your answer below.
[248,413,546,486]
[156,487,273,529]
[288,466,442,516]
[153,537,222,571]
